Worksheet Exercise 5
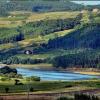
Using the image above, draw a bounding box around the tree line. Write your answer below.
[0,14,82,44]
[0,28,24,44]
[20,13,82,38]
[52,50,100,69]
[0,0,83,16]
[44,23,100,50]
[2,56,46,65]
[57,94,100,100]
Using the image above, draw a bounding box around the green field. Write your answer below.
[0,11,79,28]
[0,79,100,93]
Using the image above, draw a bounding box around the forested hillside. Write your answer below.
[0,0,100,69]
[0,0,83,16]
[46,23,100,49]
[1,0,100,16]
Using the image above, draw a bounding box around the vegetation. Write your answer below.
[52,50,100,69]
[0,79,100,93]
[0,66,17,74]
[46,23,100,49]
[74,94,100,100]
[57,97,73,100]
[26,76,40,82]
[0,0,84,16]
[0,1,99,69]
[0,11,100,68]
[57,94,100,100]
[0,28,24,44]
[20,13,81,39]
[0,1,100,99]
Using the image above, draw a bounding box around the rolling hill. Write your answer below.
[0,0,83,16]
[0,1,100,69]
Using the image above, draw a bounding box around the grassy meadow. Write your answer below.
[0,11,79,28]
[0,78,100,93]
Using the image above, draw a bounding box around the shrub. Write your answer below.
[26,76,40,82]
[30,87,34,92]
[0,77,10,81]
[57,97,73,100]
[15,79,20,85]
[30,76,40,81]
[74,94,100,100]
[5,87,9,93]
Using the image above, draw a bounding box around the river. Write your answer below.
[17,68,97,81]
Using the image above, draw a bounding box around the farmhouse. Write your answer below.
[24,50,33,55]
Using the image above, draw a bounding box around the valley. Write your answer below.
[0,0,100,100]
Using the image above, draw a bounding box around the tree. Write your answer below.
[30,87,34,92]
[74,94,100,100]
[15,79,20,85]
[5,87,9,93]
[57,97,72,100]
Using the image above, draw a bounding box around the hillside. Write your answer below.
[0,0,83,16]
[0,1,100,99]
[46,23,100,49]
[0,1,100,69]
[1,0,100,17]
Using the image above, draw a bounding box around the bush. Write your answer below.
[0,77,10,81]
[15,79,20,85]
[57,97,73,100]
[0,66,17,74]
[74,94,100,100]
[30,76,40,81]
[5,87,9,93]
[26,76,40,82]
[30,87,34,92]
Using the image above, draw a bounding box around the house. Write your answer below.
[24,50,32,55]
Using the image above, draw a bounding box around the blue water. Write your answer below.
[17,68,97,81]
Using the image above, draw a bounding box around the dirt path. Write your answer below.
[0,89,100,100]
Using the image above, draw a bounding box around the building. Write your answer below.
[24,50,32,55]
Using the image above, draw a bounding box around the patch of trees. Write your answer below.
[0,48,18,62]
[74,94,100,100]
[0,28,24,44]
[0,0,84,16]
[0,66,17,74]
[45,23,100,50]
[0,14,81,44]
[52,50,100,69]
[0,48,45,65]
[26,76,40,82]
[21,14,82,37]
[0,0,100,16]
[2,56,46,64]
[57,94,100,100]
